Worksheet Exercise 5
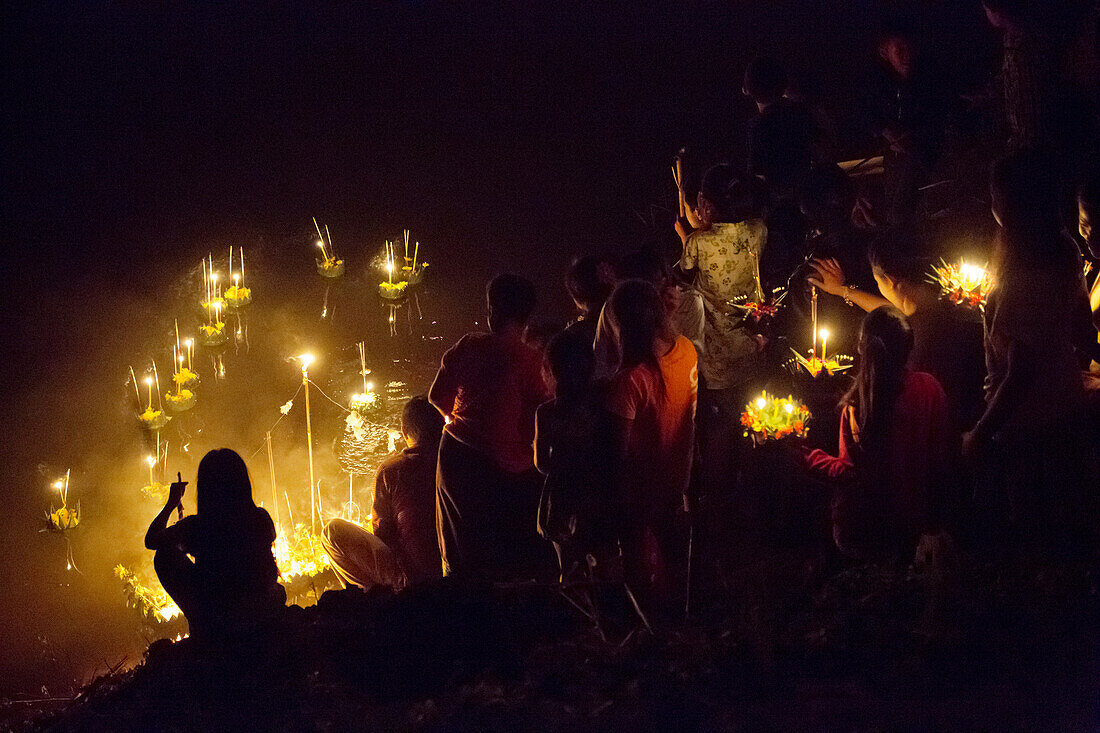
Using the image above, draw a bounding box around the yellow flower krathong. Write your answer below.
[786,349,854,378]
[741,391,811,441]
[223,284,252,309]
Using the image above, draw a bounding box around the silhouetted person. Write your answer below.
[562,254,616,348]
[804,307,953,560]
[535,329,616,580]
[430,273,552,580]
[967,151,1096,552]
[145,449,285,640]
[744,56,818,198]
[871,28,948,225]
[322,396,445,590]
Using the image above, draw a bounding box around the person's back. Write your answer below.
[372,442,442,585]
[908,299,986,430]
[610,333,698,512]
[536,331,615,564]
[804,308,951,558]
[438,331,546,473]
[173,508,278,596]
[431,273,552,579]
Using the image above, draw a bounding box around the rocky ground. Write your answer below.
[13,545,1100,732]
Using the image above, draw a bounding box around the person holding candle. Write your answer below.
[144,449,285,641]
[803,306,952,560]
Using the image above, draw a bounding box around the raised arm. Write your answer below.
[807,257,891,313]
[144,475,187,550]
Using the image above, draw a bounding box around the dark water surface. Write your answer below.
[0,1,994,697]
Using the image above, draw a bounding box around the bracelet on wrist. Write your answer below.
[843,284,857,307]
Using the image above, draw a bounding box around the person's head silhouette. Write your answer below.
[196,448,254,516]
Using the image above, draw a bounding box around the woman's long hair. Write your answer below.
[842,306,914,460]
[607,279,670,378]
[196,448,256,517]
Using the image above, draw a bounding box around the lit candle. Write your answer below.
[146,455,156,485]
[413,241,419,270]
[819,328,829,362]
[145,377,153,410]
[233,273,240,291]
[239,247,245,285]
[185,339,193,370]
[810,286,818,359]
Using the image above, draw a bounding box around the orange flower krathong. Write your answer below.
[930,259,993,310]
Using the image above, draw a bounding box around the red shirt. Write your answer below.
[806,370,951,536]
[431,332,549,473]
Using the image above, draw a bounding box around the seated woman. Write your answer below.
[605,279,698,607]
[808,232,986,432]
[145,449,285,640]
[803,307,952,560]
[322,396,445,591]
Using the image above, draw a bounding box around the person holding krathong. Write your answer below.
[803,307,952,561]
[808,232,986,432]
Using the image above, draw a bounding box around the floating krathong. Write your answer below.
[741,391,811,441]
[398,229,429,286]
[173,367,199,389]
[223,283,252,309]
[165,388,196,413]
[930,259,993,310]
[139,407,170,430]
[377,280,409,301]
[314,217,344,278]
[199,320,228,347]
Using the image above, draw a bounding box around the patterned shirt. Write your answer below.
[680,220,766,390]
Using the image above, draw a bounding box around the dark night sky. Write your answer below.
[0,1,996,696]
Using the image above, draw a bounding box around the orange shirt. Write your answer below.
[432,332,549,473]
[608,335,698,508]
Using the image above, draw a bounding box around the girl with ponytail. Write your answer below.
[804,306,952,559]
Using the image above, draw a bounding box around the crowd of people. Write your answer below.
[146,2,1099,640]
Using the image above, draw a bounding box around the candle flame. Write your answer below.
[146,455,156,467]
[755,397,767,409]
[818,328,829,341]
[298,353,315,369]
[53,480,64,490]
